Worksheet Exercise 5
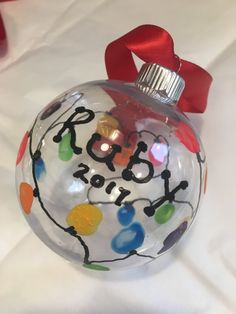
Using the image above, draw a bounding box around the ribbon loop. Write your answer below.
[105,24,212,113]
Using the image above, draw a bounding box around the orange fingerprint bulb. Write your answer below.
[114,146,133,166]
[19,182,34,214]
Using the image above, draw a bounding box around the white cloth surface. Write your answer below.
[0,1,236,313]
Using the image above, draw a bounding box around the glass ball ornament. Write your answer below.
[15,63,207,271]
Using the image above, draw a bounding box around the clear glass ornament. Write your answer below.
[16,67,207,271]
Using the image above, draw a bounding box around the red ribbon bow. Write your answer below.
[105,24,212,113]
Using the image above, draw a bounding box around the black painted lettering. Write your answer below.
[73,163,89,184]
[53,106,95,155]
[122,141,154,183]
[90,174,105,188]
[115,187,131,206]
[105,181,116,194]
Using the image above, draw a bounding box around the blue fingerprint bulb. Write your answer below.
[117,203,135,226]
[34,157,46,180]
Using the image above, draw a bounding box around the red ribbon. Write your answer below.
[105,25,212,113]
[0,0,17,56]
[0,12,7,56]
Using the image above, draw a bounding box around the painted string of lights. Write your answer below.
[24,92,206,270]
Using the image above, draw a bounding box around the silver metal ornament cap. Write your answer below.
[135,63,185,104]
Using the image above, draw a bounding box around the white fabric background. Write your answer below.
[0,1,236,313]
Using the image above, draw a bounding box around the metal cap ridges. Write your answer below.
[135,63,185,104]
